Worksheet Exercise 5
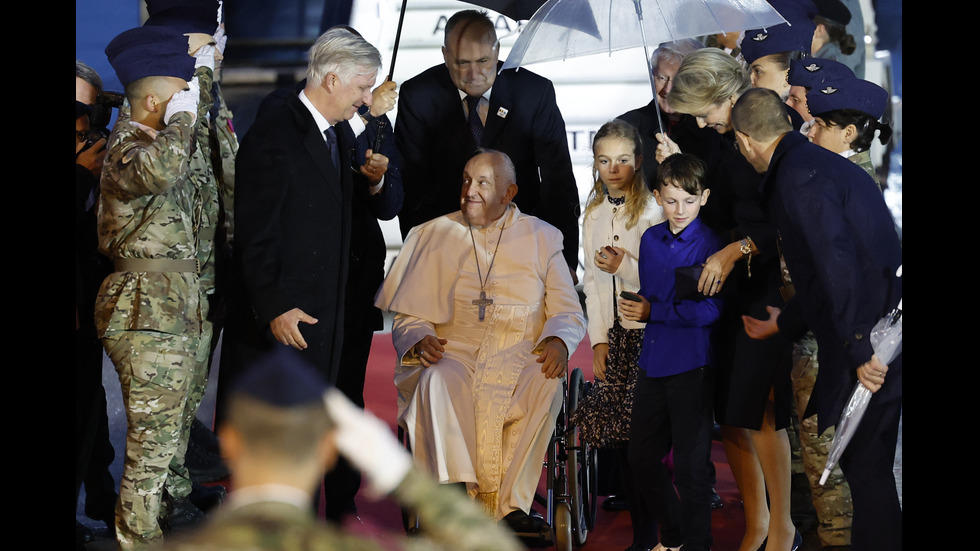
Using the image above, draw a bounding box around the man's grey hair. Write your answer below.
[476,147,517,188]
[651,38,705,71]
[306,27,382,88]
[76,60,103,93]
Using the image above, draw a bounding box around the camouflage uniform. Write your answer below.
[850,149,878,187]
[156,467,523,551]
[789,333,853,547]
[209,83,236,243]
[96,65,218,550]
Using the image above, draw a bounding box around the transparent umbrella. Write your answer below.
[500,0,787,133]
[820,265,903,485]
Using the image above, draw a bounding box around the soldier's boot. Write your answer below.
[159,495,205,534]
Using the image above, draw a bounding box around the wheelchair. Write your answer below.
[397,366,599,549]
[535,366,599,550]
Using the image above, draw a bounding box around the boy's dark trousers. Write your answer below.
[628,366,715,551]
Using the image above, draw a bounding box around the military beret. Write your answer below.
[740,20,816,63]
[76,100,92,120]
[232,348,331,408]
[813,0,851,26]
[806,77,889,119]
[144,0,220,34]
[787,57,854,87]
[106,26,195,87]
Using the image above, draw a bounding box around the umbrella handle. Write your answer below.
[387,0,408,82]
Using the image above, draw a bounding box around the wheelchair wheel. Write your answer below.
[565,368,594,545]
[397,426,420,534]
[553,501,573,551]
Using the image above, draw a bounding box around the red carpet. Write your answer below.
[344,332,748,550]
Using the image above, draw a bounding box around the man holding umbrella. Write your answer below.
[395,9,581,282]
[732,88,902,551]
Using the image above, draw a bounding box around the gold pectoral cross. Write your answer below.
[473,290,493,322]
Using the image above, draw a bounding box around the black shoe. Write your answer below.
[501,509,551,535]
[190,418,221,455]
[757,531,802,551]
[76,521,94,545]
[710,486,724,509]
[189,482,227,513]
[160,498,206,534]
[185,438,231,483]
[602,494,630,511]
[501,510,552,548]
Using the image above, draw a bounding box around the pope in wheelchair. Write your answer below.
[374,150,586,536]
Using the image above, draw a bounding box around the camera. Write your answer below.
[82,91,125,151]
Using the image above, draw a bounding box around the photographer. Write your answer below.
[75,60,117,546]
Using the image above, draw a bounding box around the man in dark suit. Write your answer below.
[395,9,580,280]
[220,26,390,521]
[733,88,902,551]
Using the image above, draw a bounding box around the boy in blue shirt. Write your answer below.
[619,153,723,551]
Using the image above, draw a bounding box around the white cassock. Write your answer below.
[374,204,585,518]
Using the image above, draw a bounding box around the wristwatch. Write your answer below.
[739,239,752,256]
[739,238,753,278]
[358,104,376,123]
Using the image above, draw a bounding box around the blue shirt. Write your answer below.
[636,217,724,378]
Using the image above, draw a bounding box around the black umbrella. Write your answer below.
[385,0,579,82]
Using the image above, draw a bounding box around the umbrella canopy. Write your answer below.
[476,0,559,21]
[499,0,787,135]
[386,0,561,81]
[502,0,788,70]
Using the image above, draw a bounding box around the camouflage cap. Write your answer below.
[740,20,816,63]
[233,347,331,408]
[806,77,889,119]
[106,26,195,87]
[788,57,854,88]
[144,0,220,34]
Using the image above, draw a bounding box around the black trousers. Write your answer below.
[317,318,372,520]
[839,395,902,551]
[615,445,660,547]
[628,367,714,551]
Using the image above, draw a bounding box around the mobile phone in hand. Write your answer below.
[620,291,642,302]
[604,246,618,256]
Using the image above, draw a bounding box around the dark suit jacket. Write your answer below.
[395,61,580,269]
[343,114,403,335]
[223,88,355,386]
[616,104,736,235]
[764,131,902,432]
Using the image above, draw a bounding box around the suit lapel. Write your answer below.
[287,95,343,203]
[483,64,511,146]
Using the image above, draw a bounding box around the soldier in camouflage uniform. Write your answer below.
[157,348,522,551]
[97,25,221,550]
